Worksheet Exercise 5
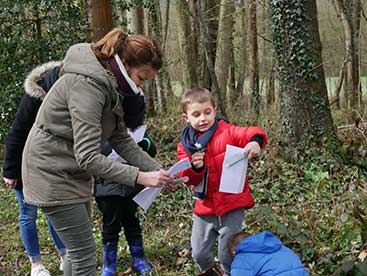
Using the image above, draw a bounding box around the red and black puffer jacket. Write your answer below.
[177,120,267,216]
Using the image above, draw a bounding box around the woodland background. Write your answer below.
[0,0,367,275]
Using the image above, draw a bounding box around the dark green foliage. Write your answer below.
[0,0,88,142]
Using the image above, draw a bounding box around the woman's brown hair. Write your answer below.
[93,28,162,70]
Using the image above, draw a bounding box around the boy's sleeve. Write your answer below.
[177,142,206,186]
[229,125,267,148]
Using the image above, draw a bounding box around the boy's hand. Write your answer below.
[243,141,261,160]
[192,151,205,169]
[3,177,17,189]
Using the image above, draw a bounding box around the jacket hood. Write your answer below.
[24,61,62,99]
[236,231,282,254]
[63,43,115,89]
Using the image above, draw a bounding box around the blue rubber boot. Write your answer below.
[129,238,152,275]
[100,241,117,276]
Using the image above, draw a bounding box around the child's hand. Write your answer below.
[3,177,17,189]
[192,152,205,169]
[243,141,261,160]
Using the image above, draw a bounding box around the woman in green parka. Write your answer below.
[22,28,174,276]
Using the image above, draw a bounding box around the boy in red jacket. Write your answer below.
[177,88,267,276]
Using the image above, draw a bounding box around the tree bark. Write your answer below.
[202,0,220,89]
[176,0,198,88]
[269,0,338,147]
[334,0,359,108]
[196,0,226,117]
[215,0,235,105]
[131,5,145,34]
[234,0,247,110]
[247,0,260,117]
[87,0,113,42]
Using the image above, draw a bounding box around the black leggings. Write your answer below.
[96,195,141,244]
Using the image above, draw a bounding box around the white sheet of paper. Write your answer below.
[109,126,147,163]
[128,125,147,143]
[133,158,191,212]
[219,145,248,194]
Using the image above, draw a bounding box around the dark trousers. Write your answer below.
[96,195,141,244]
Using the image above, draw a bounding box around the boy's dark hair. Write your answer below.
[181,87,216,113]
[228,232,252,254]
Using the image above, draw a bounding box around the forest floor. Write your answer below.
[0,109,366,276]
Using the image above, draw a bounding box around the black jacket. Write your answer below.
[94,136,157,198]
[2,62,62,188]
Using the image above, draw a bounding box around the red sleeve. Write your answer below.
[177,142,206,187]
[228,124,267,148]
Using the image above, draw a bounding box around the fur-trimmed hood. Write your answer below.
[24,61,62,99]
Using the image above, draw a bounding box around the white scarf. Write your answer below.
[114,54,144,96]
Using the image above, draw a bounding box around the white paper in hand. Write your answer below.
[133,158,191,212]
[128,125,147,143]
[219,145,248,194]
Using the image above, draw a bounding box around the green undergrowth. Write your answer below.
[0,114,366,275]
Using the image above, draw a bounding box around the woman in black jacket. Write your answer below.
[2,62,66,276]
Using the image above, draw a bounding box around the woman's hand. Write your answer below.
[192,152,205,169]
[243,141,261,160]
[137,169,174,188]
[2,177,17,189]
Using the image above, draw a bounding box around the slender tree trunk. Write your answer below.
[352,0,361,106]
[176,0,198,88]
[196,0,226,117]
[266,60,275,111]
[162,0,171,55]
[87,0,113,42]
[131,5,145,34]
[334,62,346,110]
[234,0,247,110]
[149,0,169,113]
[202,0,220,89]
[247,0,260,117]
[334,0,358,108]
[215,0,235,112]
[269,0,338,147]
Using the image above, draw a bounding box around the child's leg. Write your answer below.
[15,189,42,263]
[191,214,218,274]
[120,197,153,274]
[96,196,122,244]
[217,208,245,276]
[120,197,141,243]
[96,196,123,276]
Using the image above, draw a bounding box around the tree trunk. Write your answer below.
[352,0,361,106]
[334,0,359,108]
[87,0,113,42]
[247,0,260,117]
[269,0,338,147]
[196,0,226,117]
[202,0,220,89]
[234,0,247,110]
[176,0,198,88]
[131,5,145,34]
[215,0,235,106]
[162,0,171,55]
[148,0,169,113]
[334,62,346,110]
[266,60,275,110]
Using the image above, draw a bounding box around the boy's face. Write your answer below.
[183,101,217,133]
